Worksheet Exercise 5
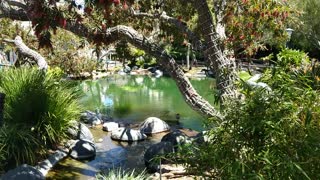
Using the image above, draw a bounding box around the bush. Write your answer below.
[178,51,320,179]
[0,68,82,169]
[276,49,310,68]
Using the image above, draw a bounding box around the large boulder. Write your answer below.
[67,121,94,142]
[102,122,119,132]
[111,127,147,142]
[1,164,44,180]
[70,139,96,160]
[161,130,191,148]
[144,142,175,172]
[139,117,170,135]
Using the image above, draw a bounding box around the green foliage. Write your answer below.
[47,66,65,79]
[179,52,320,179]
[0,68,82,168]
[238,71,252,81]
[276,49,310,68]
[96,168,146,180]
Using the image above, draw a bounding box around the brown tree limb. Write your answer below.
[4,36,48,70]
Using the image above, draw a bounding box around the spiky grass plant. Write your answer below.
[0,68,82,168]
[96,168,147,180]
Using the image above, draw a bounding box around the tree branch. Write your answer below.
[4,36,48,70]
[130,8,203,50]
[0,0,29,21]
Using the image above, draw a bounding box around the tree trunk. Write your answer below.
[193,0,238,101]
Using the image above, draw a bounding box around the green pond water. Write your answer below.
[47,75,216,179]
[80,75,216,131]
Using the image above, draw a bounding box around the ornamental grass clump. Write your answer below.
[96,168,146,180]
[0,68,82,169]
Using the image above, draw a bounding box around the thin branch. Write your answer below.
[5,0,28,9]
[130,8,203,50]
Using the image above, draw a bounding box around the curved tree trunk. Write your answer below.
[193,0,238,101]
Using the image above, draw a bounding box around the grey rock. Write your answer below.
[111,127,147,142]
[80,110,102,125]
[194,131,212,144]
[35,150,68,176]
[70,139,96,160]
[139,117,170,135]
[79,123,94,142]
[67,120,79,140]
[161,130,191,148]
[1,164,44,180]
[68,121,94,142]
[102,122,119,132]
[144,142,175,172]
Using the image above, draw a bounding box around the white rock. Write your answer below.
[102,122,119,132]
[139,117,170,135]
[111,128,147,142]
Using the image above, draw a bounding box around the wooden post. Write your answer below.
[0,93,5,127]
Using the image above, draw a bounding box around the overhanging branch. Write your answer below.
[4,36,48,70]
[130,8,203,50]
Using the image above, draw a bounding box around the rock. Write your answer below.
[102,122,119,132]
[194,131,212,144]
[67,121,94,142]
[67,120,80,140]
[139,117,170,135]
[144,141,175,172]
[79,123,94,142]
[154,70,163,78]
[35,150,68,176]
[80,110,102,125]
[1,164,45,180]
[111,127,147,142]
[70,139,96,160]
[161,130,191,148]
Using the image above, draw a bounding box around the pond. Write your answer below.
[80,75,216,131]
[47,75,216,179]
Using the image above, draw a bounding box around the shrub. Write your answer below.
[178,51,320,179]
[0,68,82,168]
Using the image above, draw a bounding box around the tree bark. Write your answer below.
[4,36,48,70]
[193,0,238,101]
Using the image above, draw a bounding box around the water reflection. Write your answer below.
[80,75,216,131]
